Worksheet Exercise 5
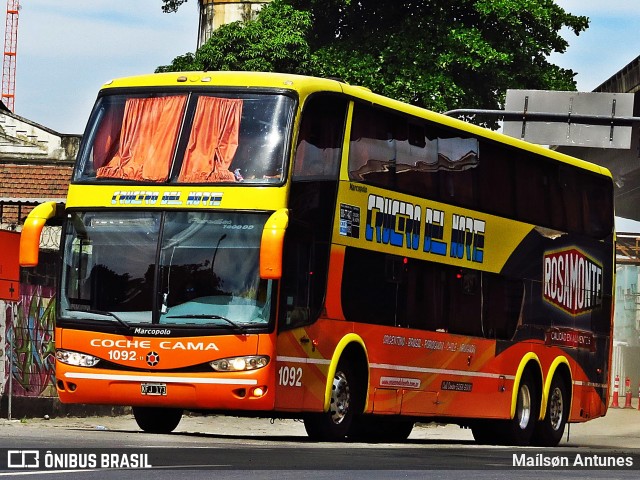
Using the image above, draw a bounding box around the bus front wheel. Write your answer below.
[304,360,360,441]
[132,406,183,434]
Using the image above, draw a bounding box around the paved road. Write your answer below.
[1,404,639,478]
[3,401,640,448]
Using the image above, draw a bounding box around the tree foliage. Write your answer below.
[159,0,588,115]
[162,0,189,13]
[157,1,313,74]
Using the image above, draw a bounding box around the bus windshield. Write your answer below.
[74,92,295,184]
[60,211,273,328]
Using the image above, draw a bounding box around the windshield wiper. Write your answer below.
[65,308,131,332]
[165,314,246,332]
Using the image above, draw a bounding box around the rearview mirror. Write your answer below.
[260,208,289,279]
[19,202,63,267]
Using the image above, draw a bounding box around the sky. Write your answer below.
[6,0,640,135]
[549,0,640,92]
[14,0,199,134]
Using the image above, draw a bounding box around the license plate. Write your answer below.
[141,383,167,396]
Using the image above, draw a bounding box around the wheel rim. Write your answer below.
[517,383,532,430]
[548,386,564,431]
[329,370,350,425]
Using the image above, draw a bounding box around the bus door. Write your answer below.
[274,226,317,411]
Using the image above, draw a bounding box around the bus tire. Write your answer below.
[349,415,414,443]
[504,371,538,446]
[532,374,568,447]
[132,406,183,434]
[304,359,360,441]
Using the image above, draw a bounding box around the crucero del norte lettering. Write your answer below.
[365,193,485,263]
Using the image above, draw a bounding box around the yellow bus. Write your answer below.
[20,72,615,446]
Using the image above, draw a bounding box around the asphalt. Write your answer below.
[2,397,640,449]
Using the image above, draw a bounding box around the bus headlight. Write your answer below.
[56,349,101,367]
[209,355,269,372]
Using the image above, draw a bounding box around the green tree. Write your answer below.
[160,0,588,115]
[162,0,189,13]
[157,1,313,74]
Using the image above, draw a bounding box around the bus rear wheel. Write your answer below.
[132,406,183,434]
[304,360,360,441]
[532,375,568,447]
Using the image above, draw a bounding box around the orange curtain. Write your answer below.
[93,102,124,171]
[178,96,243,183]
[96,95,187,181]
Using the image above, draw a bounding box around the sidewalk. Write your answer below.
[0,394,129,420]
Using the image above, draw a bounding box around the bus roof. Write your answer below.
[101,71,343,93]
[100,71,612,179]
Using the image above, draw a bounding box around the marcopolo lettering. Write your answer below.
[543,248,603,315]
[133,327,171,336]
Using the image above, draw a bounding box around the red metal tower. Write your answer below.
[2,0,19,112]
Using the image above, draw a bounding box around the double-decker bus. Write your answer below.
[20,72,614,446]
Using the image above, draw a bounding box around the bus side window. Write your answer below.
[477,142,514,218]
[280,226,314,328]
[280,91,346,330]
[293,94,348,180]
[437,137,479,209]
[396,123,440,201]
[515,155,550,227]
[482,273,523,340]
[403,261,448,332]
[341,248,397,326]
[448,269,483,337]
[279,183,336,330]
[348,103,402,189]
[582,174,613,239]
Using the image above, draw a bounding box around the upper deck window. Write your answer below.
[178,96,243,182]
[94,95,187,182]
[74,91,295,185]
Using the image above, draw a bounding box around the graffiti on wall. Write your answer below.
[4,284,56,397]
[0,301,5,396]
